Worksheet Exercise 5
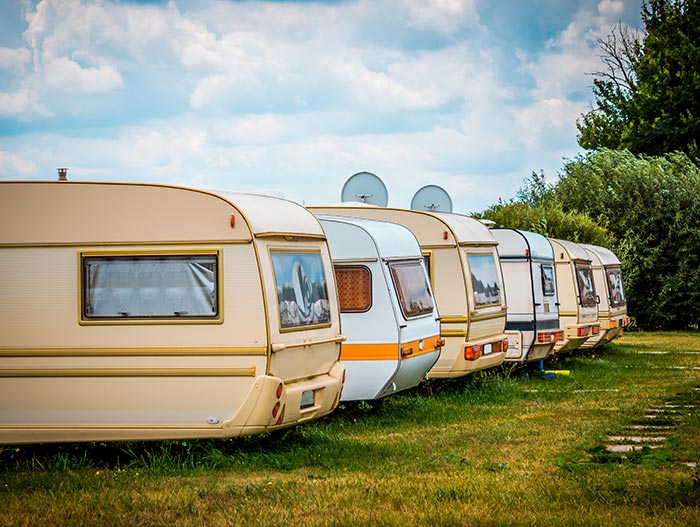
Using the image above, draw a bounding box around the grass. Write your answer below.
[1,331,698,526]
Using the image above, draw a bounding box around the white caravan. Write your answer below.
[317,215,442,401]
[491,229,564,364]
[579,244,630,348]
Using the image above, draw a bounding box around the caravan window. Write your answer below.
[467,253,502,307]
[270,251,331,330]
[335,265,372,313]
[606,268,627,307]
[82,253,219,321]
[540,264,556,296]
[389,261,434,318]
[575,263,597,307]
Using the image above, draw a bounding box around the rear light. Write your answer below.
[275,406,285,426]
[435,338,446,348]
[465,344,482,360]
[537,331,563,343]
[272,401,281,418]
[592,325,600,335]
[576,326,590,337]
[276,382,283,399]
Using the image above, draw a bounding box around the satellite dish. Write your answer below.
[341,171,388,206]
[410,185,453,212]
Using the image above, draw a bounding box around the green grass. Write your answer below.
[1,332,699,526]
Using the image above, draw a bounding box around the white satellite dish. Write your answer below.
[341,172,388,207]
[410,185,453,212]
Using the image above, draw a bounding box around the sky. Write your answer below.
[0,0,643,213]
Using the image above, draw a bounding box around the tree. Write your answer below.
[577,0,700,161]
[474,172,611,245]
[556,148,700,330]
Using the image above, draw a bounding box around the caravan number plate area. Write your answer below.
[482,344,492,355]
[300,390,315,409]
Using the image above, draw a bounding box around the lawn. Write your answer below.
[1,332,698,526]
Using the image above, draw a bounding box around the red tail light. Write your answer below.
[276,382,283,399]
[272,401,281,418]
[435,338,446,348]
[465,345,482,360]
[576,326,590,337]
[592,325,600,335]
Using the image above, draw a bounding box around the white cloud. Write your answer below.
[0,47,31,72]
[44,56,123,93]
[0,89,50,117]
[598,0,625,17]
[402,0,479,34]
[0,151,39,177]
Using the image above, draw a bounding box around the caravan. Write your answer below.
[491,229,564,364]
[317,215,441,400]
[0,181,345,444]
[310,206,509,378]
[579,244,630,348]
[549,238,600,353]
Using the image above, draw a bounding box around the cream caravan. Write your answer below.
[0,181,345,444]
[317,215,442,400]
[579,244,629,348]
[549,238,600,353]
[491,229,564,364]
[309,206,508,378]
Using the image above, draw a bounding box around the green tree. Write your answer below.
[557,148,700,330]
[475,172,610,245]
[577,0,700,160]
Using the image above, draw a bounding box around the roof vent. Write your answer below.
[57,168,68,181]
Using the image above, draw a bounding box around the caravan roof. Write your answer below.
[0,181,325,245]
[494,229,554,261]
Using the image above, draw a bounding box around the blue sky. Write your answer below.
[0,0,642,213]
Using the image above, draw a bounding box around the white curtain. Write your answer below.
[84,256,217,318]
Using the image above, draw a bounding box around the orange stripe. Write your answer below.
[341,335,441,361]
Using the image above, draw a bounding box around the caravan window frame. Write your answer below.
[334,265,372,313]
[606,268,627,307]
[388,260,434,319]
[575,263,597,307]
[269,248,332,333]
[540,264,556,296]
[466,251,503,308]
[79,248,223,325]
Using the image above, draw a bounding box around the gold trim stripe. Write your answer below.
[442,330,467,337]
[441,316,468,324]
[0,347,267,357]
[0,239,252,249]
[469,311,507,322]
[0,367,256,378]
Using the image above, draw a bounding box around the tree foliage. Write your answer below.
[475,172,610,245]
[577,0,700,160]
[557,149,700,330]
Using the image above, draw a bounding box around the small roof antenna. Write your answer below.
[57,168,68,181]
